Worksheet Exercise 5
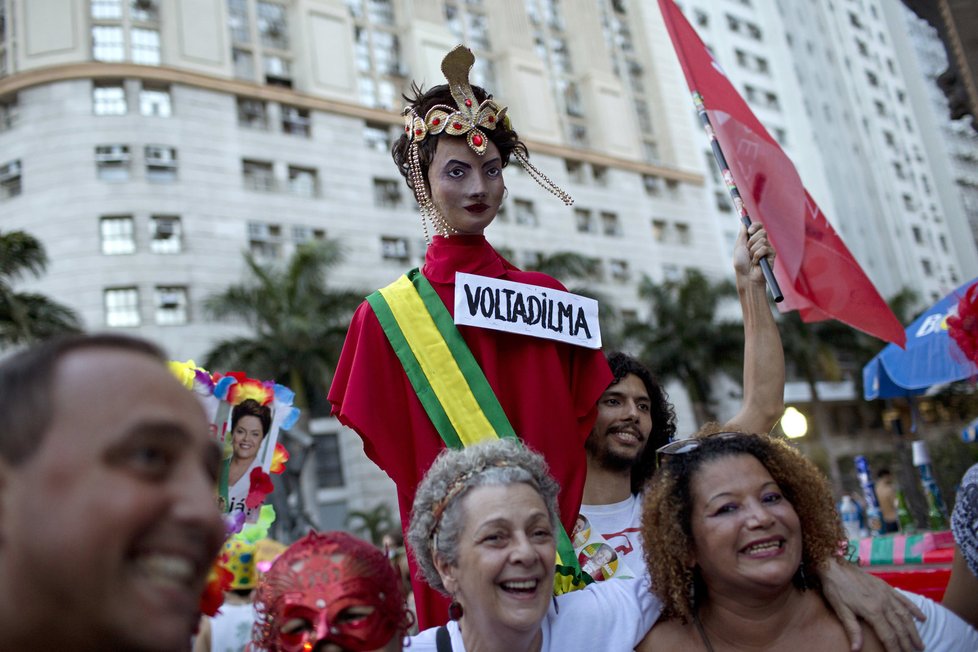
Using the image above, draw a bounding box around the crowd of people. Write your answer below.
[0,45,976,651]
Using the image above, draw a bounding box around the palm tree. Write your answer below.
[623,269,743,425]
[779,287,919,495]
[0,230,82,348]
[203,239,363,413]
[345,503,396,546]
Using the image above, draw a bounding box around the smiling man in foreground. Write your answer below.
[0,334,225,652]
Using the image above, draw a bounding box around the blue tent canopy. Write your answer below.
[863,278,978,400]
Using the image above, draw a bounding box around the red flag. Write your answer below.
[657,0,906,346]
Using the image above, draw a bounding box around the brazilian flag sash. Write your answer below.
[367,268,591,594]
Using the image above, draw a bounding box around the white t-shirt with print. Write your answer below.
[408,576,660,652]
[576,494,645,581]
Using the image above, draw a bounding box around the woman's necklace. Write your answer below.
[692,612,717,652]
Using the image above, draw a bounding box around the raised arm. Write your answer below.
[724,223,784,435]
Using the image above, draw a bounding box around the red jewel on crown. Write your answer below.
[472,133,483,146]
[415,129,423,136]
[488,116,495,123]
[432,117,441,125]
[453,122,462,130]
[465,99,472,107]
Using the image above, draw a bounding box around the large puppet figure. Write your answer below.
[328,46,613,627]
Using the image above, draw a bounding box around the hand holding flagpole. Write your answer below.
[694,91,783,302]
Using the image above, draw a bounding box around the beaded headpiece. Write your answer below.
[402,45,573,242]
[429,459,514,544]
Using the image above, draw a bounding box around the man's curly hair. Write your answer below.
[641,424,844,622]
[391,82,528,192]
[604,352,677,494]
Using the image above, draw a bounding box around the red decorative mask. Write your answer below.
[254,532,407,652]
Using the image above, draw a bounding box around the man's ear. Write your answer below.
[432,551,457,595]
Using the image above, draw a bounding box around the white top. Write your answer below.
[902,589,978,651]
[576,494,646,581]
[209,602,256,652]
[409,577,660,652]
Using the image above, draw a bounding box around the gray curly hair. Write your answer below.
[406,439,560,595]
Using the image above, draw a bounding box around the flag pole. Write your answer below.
[693,91,783,303]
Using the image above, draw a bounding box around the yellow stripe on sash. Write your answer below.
[379,275,498,447]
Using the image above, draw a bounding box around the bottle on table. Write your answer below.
[911,440,949,531]
[839,495,862,540]
[895,488,916,534]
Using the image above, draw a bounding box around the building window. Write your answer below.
[609,259,629,281]
[715,190,733,212]
[130,28,161,65]
[243,159,275,191]
[145,145,177,182]
[92,0,123,20]
[154,286,188,325]
[104,287,141,327]
[591,165,609,186]
[248,221,283,259]
[93,25,126,62]
[642,174,661,196]
[0,99,17,132]
[381,236,409,261]
[676,222,691,245]
[575,208,594,233]
[150,215,182,253]
[351,0,405,109]
[237,98,268,129]
[600,211,621,236]
[566,160,586,184]
[651,219,666,242]
[288,166,318,197]
[130,0,161,23]
[0,159,21,199]
[139,84,171,116]
[363,121,390,151]
[95,145,131,181]
[314,433,345,488]
[373,178,401,208]
[100,216,136,254]
[514,199,538,227]
[921,259,932,276]
[93,82,127,115]
[257,1,289,49]
[229,0,293,86]
[292,225,325,243]
[281,105,310,137]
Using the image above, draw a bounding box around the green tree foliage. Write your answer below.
[0,230,82,348]
[345,503,396,546]
[203,239,362,413]
[623,269,742,425]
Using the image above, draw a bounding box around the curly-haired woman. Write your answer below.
[638,428,978,651]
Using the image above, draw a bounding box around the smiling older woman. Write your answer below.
[637,428,978,652]
[407,439,659,652]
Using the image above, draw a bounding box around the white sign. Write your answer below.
[454,272,601,349]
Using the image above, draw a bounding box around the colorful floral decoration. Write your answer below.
[167,364,299,617]
[948,282,978,367]
[246,466,275,510]
[199,560,234,617]
[270,442,290,474]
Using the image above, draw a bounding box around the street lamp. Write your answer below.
[781,406,808,439]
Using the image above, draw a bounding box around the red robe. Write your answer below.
[328,234,612,628]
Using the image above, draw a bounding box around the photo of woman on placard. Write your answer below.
[224,398,273,521]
